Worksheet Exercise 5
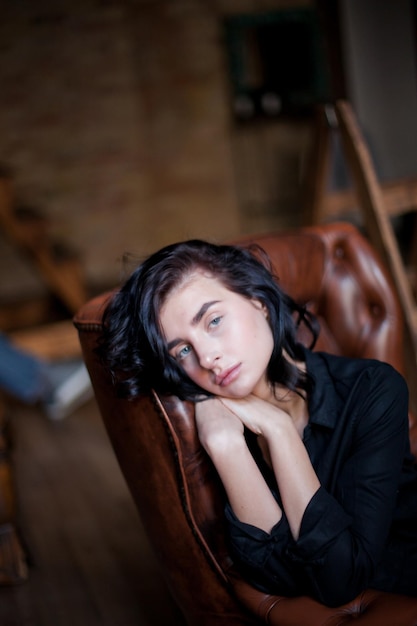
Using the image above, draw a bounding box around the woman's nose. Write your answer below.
[198,345,221,369]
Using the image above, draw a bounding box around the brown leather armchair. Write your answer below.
[74,222,417,625]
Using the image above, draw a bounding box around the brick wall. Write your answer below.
[0,0,310,303]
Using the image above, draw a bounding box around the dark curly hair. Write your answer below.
[96,239,319,400]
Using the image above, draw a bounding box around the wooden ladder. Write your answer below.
[304,100,417,410]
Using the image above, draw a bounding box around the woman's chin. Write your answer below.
[215,385,254,400]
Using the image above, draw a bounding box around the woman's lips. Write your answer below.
[216,364,241,387]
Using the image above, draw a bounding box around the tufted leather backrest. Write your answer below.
[74,222,417,626]
[232,225,406,368]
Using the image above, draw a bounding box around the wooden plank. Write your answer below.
[10,320,82,361]
[321,176,417,219]
[0,297,55,332]
[0,175,88,315]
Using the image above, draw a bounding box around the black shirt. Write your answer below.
[225,350,417,607]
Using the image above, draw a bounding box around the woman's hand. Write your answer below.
[220,394,293,438]
[221,394,320,539]
[195,396,282,532]
[195,394,319,538]
[195,397,245,455]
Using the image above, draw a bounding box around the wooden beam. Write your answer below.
[0,175,88,315]
[322,176,417,219]
[10,320,82,361]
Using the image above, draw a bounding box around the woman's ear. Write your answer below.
[251,299,269,318]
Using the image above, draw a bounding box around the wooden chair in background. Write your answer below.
[304,99,417,410]
[0,169,86,360]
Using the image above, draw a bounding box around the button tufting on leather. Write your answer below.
[334,244,345,259]
[369,302,383,319]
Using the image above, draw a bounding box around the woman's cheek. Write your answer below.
[184,357,201,380]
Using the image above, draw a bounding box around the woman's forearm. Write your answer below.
[196,398,282,532]
[265,419,320,539]
[204,434,282,533]
[220,395,320,540]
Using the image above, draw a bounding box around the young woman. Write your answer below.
[98,239,417,607]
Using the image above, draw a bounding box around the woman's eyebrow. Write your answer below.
[191,300,220,325]
[167,300,221,351]
[167,338,181,351]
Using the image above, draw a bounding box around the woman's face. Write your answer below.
[159,271,275,399]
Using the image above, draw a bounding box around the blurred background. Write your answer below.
[1,2,417,624]
[1,0,417,327]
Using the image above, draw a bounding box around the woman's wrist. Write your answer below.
[260,408,295,441]
[202,428,247,460]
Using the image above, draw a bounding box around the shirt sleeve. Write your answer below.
[225,362,410,606]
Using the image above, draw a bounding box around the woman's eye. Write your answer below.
[209,316,222,328]
[177,345,192,360]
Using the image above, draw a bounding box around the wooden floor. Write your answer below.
[0,398,187,626]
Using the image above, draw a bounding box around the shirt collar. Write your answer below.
[304,349,344,430]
